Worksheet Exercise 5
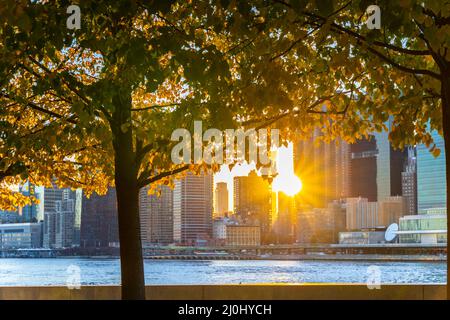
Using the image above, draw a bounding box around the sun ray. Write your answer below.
[273,143,302,196]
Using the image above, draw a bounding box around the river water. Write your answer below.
[0,258,445,286]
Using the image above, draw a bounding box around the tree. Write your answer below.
[1,0,448,300]
[218,0,450,297]
[0,0,245,299]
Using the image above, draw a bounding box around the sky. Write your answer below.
[14,144,300,217]
[214,142,301,211]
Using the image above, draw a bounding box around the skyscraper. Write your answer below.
[74,189,82,246]
[18,183,38,222]
[80,187,119,248]
[350,136,378,201]
[294,126,407,205]
[274,191,297,243]
[293,131,351,208]
[233,171,272,241]
[374,127,391,202]
[373,120,408,202]
[417,130,447,213]
[335,140,352,200]
[173,171,213,245]
[139,185,173,245]
[402,147,418,215]
[43,186,79,248]
[214,182,229,217]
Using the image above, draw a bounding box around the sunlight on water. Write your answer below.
[0,258,445,286]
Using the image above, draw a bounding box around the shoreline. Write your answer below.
[1,254,445,262]
[141,254,446,262]
[261,254,446,262]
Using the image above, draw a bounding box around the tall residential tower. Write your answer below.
[173,171,213,245]
[214,182,229,217]
[139,185,174,245]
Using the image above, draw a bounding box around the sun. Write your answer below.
[273,174,302,196]
[271,142,302,196]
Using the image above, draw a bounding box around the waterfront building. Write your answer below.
[212,217,260,246]
[173,171,213,245]
[42,186,79,248]
[225,225,261,246]
[233,171,272,242]
[139,185,173,246]
[338,230,386,245]
[424,208,447,215]
[398,211,447,244]
[80,187,119,248]
[417,130,447,212]
[214,182,229,217]
[0,222,43,249]
[297,201,346,244]
[212,217,228,241]
[402,147,418,215]
[345,197,379,230]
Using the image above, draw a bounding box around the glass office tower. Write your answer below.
[374,118,408,202]
[417,130,447,213]
[18,183,38,222]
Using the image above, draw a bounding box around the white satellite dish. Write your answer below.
[385,223,399,242]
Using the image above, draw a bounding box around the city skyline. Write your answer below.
[0,0,448,302]
[214,143,300,210]
[0,129,447,248]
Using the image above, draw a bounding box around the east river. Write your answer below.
[0,258,445,285]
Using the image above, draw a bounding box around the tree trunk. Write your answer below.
[441,72,450,300]
[111,89,145,300]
